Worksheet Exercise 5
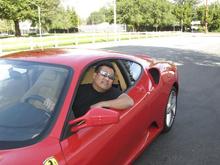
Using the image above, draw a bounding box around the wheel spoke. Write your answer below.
[166,90,177,127]
[171,109,175,120]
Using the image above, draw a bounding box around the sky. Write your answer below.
[61,0,112,19]
[61,0,219,19]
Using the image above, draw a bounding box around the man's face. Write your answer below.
[92,66,115,92]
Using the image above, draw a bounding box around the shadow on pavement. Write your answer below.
[104,46,220,165]
[104,46,220,67]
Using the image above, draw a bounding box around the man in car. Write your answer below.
[73,61,134,118]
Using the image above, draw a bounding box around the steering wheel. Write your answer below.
[24,95,45,104]
[24,95,51,116]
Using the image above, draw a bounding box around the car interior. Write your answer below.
[0,69,28,109]
[21,69,65,111]
[0,65,67,111]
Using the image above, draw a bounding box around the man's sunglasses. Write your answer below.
[98,70,115,80]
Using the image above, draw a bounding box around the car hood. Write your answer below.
[0,137,63,165]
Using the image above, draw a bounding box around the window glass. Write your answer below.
[0,59,70,147]
[122,60,142,84]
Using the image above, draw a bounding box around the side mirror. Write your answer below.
[69,107,120,132]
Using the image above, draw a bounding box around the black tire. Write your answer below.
[162,87,177,133]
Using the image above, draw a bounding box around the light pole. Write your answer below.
[37,5,42,37]
[113,0,117,41]
[31,3,42,37]
[205,0,208,33]
[75,0,80,32]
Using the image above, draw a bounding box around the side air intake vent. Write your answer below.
[148,68,160,84]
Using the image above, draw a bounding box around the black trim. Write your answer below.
[148,68,160,85]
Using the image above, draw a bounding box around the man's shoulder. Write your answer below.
[76,84,93,98]
[77,84,92,92]
[111,86,121,91]
[79,84,92,89]
[109,86,122,95]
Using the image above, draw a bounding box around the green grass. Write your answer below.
[0,32,178,54]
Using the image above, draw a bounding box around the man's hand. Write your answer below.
[43,98,55,111]
[90,93,134,110]
[90,101,108,109]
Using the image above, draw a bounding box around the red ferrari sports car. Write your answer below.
[0,48,178,165]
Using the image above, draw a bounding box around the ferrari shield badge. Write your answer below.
[43,157,58,165]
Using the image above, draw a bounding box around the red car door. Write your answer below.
[59,72,154,164]
[59,58,159,164]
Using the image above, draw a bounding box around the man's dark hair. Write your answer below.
[94,61,115,73]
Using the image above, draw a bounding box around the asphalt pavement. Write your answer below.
[103,46,220,165]
[74,34,220,164]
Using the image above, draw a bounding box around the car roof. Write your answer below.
[1,48,155,72]
[2,48,140,68]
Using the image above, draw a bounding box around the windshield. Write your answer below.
[0,60,70,148]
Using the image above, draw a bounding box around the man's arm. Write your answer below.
[90,93,134,110]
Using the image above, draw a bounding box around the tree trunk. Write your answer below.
[14,20,21,37]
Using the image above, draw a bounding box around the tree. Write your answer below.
[0,0,60,36]
[26,0,60,33]
[148,0,176,31]
[115,0,177,31]
[87,0,142,31]
[86,0,220,32]
[87,0,177,31]
[0,0,32,36]
[87,7,112,25]
[196,5,206,31]
[87,11,105,25]
[50,7,78,33]
[116,0,143,31]
[173,0,200,31]
[0,19,14,34]
[196,2,220,32]
[208,2,220,32]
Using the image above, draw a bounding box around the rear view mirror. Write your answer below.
[69,107,120,132]
[9,68,22,79]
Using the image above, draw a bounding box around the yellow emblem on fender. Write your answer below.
[43,157,59,165]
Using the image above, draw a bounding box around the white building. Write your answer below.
[79,22,126,33]
[19,21,38,35]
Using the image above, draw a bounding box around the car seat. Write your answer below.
[21,69,64,111]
